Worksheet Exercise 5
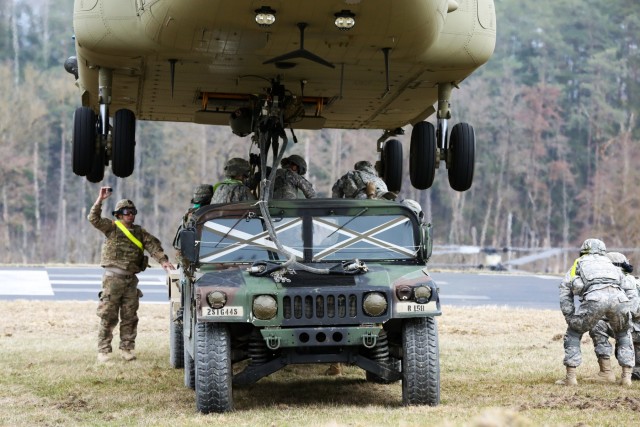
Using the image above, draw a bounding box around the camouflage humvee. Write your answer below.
[168,198,441,413]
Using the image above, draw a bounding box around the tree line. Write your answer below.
[0,0,638,272]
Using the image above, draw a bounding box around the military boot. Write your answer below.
[620,366,633,386]
[587,358,616,383]
[96,352,110,364]
[555,366,578,386]
[121,349,136,361]
[325,363,342,376]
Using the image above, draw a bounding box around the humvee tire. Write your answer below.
[402,317,440,406]
[169,307,184,369]
[184,345,195,390]
[195,322,233,413]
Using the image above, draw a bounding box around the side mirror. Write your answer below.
[420,223,432,261]
[180,229,198,263]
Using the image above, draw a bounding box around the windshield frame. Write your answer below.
[192,199,424,265]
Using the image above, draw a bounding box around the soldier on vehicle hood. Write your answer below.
[332,160,396,200]
[212,158,256,204]
[173,184,214,268]
[272,154,317,200]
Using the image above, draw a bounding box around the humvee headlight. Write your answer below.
[396,285,412,301]
[253,295,277,320]
[363,292,387,316]
[414,286,432,304]
[207,291,227,309]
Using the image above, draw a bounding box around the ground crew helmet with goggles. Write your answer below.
[112,199,137,216]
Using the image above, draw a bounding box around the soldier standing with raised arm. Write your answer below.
[89,186,175,363]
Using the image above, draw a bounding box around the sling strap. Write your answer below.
[114,220,143,250]
[213,178,243,193]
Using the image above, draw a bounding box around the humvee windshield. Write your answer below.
[197,205,419,264]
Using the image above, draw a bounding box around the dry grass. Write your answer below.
[1,301,640,426]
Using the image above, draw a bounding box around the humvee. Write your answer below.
[168,198,441,413]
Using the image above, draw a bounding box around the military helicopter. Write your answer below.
[65,0,496,192]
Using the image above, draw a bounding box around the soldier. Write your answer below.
[272,154,317,199]
[212,158,256,204]
[401,199,425,223]
[556,239,635,386]
[190,184,214,209]
[588,252,640,382]
[173,184,213,268]
[89,187,175,363]
[332,160,396,200]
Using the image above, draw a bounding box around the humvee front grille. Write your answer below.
[283,293,359,321]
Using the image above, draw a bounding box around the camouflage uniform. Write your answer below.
[633,306,640,380]
[211,179,255,203]
[332,161,389,199]
[273,155,316,199]
[174,184,214,268]
[89,200,170,355]
[557,239,635,386]
[589,252,640,380]
[212,158,256,203]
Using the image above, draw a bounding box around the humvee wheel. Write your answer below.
[72,107,96,176]
[447,122,475,192]
[195,322,233,413]
[169,306,184,369]
[402,317,440,406]
[112,109,136,178]
[184,343,195,389]
[183,343,196,390]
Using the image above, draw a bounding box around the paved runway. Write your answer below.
[0,266,561,309]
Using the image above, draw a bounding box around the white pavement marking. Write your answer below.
[54,288,167,294]
[49,280,165,286]
[0,270,53,296]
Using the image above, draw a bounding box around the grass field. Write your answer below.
[1,301,639,426]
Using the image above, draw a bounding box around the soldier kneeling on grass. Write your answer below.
[556,238,636,386]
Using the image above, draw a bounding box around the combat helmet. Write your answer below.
[607,251,634,273]
[579,238,606,255]
[606,251,628,265]
[112,199,137,216]
[191,184,213,205]
[282,155,307,175]
[224,158,251,178]
[354,160,374,171]
[402,199,424,220]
